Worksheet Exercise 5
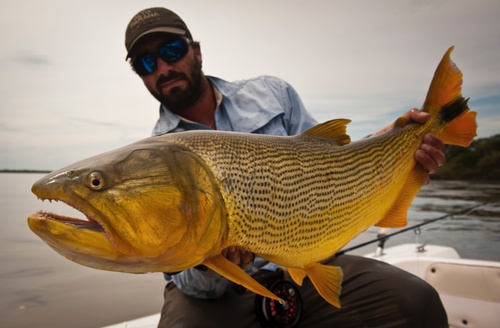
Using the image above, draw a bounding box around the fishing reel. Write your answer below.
[251,268,303,328]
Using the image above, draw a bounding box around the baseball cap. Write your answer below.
[125,7,192,59]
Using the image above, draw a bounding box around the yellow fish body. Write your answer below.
[28,47,476,307]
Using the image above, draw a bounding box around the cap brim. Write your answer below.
[126,27,186,59]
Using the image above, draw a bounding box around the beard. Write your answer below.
[150,58,204,112]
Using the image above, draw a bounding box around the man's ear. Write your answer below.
[192,43,202,64]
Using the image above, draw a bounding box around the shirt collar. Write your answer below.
[207,76,285,133]
[156,75,284,134]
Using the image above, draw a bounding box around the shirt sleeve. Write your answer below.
[262,76,317,135]
[282,80,318,134]
[167,268,231,299]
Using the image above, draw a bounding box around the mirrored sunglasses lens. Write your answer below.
[159,39,188,62]
[133,55,156,76]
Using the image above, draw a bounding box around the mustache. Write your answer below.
[156,71,188,89]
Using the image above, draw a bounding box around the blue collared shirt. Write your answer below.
[152,75,317,136]
[156,75,317,299]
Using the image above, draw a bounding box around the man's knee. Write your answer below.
[395,275,448,327]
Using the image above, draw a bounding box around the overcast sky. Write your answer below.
[1,0,499,170]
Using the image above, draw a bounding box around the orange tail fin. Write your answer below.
[423,46,463,114]
[423,46,477,146]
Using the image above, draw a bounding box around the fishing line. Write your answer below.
[335,203,487,256]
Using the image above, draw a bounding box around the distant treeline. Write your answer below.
[434,134,500,181]
[0,169,51,174]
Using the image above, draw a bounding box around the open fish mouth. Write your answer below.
[33,210,105,232]
[27,194,139,273]
[30,195,107,234]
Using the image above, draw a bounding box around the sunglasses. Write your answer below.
[132,38,191,76]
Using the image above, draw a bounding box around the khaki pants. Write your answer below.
[159,255,447,328]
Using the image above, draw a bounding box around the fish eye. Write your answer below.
[88,172,105,190]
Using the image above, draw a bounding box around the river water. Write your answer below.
[376,179,500,261]
[0,173,499,328]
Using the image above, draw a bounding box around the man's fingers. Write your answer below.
[408,108,431,124]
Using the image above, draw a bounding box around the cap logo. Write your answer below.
[129,10,161,31]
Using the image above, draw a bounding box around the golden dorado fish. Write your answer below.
[28,47,476,307]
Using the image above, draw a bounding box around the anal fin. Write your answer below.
[376,167,427,228]
[203,255,283,302]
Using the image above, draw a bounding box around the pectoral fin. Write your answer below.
[203,255,283,302]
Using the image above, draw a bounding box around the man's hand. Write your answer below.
[222,247,254,267]
[374,108,446,184]
[407,109,446,176]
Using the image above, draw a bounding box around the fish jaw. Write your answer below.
[27,138,227,273]
[27,211,135,271]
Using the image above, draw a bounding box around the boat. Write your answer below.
[365,243,500,328]
[102,242,500,328]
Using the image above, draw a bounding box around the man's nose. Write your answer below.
[156,57,174,74]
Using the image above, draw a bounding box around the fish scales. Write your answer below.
[159,128,418,267]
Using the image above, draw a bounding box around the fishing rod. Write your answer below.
[335,203,486,256]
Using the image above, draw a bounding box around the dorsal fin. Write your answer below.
[299,119,351,145]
